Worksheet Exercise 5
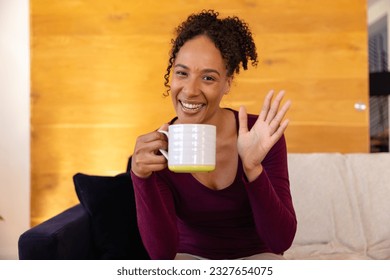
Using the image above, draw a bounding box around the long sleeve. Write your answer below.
[131,171,178,259]
[243,135,297,254]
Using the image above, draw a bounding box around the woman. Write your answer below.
[131,10,297,260]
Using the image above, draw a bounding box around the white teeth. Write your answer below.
[181,101,203,110]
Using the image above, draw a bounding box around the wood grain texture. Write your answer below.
[31,0,369,226]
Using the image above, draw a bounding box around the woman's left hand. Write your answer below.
[238,90,291,181]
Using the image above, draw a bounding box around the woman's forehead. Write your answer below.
[175,35,226,70]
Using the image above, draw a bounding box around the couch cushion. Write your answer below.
[284,243,372,260]
[73,172,149,259]
[346,153,390,259]
[286,153,366,259]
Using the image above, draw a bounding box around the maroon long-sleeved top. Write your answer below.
[131,109,297,259]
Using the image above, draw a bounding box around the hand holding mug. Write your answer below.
[131,124,169,178]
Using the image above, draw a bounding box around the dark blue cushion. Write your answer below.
[74,172,149,259]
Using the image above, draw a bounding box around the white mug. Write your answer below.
[158,124,216,173]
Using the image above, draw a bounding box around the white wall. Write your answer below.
[0,0,30,259]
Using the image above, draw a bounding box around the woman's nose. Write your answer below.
[182,77,200,97]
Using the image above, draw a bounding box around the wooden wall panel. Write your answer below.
[31,0,369,225]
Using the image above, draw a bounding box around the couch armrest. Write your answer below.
[18,204,94,259]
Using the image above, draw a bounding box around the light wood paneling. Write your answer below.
[31,0,369,225]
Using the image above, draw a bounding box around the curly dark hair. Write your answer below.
[163,10,258,96]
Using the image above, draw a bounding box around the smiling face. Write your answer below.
[170,35,232,125]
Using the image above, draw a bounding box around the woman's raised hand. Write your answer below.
[131,123,169,178]
[238,90,291,181]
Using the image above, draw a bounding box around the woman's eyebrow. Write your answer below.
[203,68,221,76]
[174,63,221,76]
[174,63,189,69]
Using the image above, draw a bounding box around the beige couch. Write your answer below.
[285,153,390,260]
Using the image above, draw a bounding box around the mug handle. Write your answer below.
[157,130,169,160]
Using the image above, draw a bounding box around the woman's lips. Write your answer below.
[179,101,205,112]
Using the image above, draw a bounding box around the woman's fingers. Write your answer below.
[258,89,291,135]
[269,99,291,135]
[264,90,285,124]
[140,129,167,144]
[271,118,290,142]
[238,106,249,135]
[135,150,167,165]
[258,90,274,121]
[131,125,169,178]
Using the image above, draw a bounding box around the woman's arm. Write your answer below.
[130,124,178,259]
[131,171,178,259]
[244,136,297,253]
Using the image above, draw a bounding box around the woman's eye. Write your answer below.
[175,71,187,77]
[203,76,215,81]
